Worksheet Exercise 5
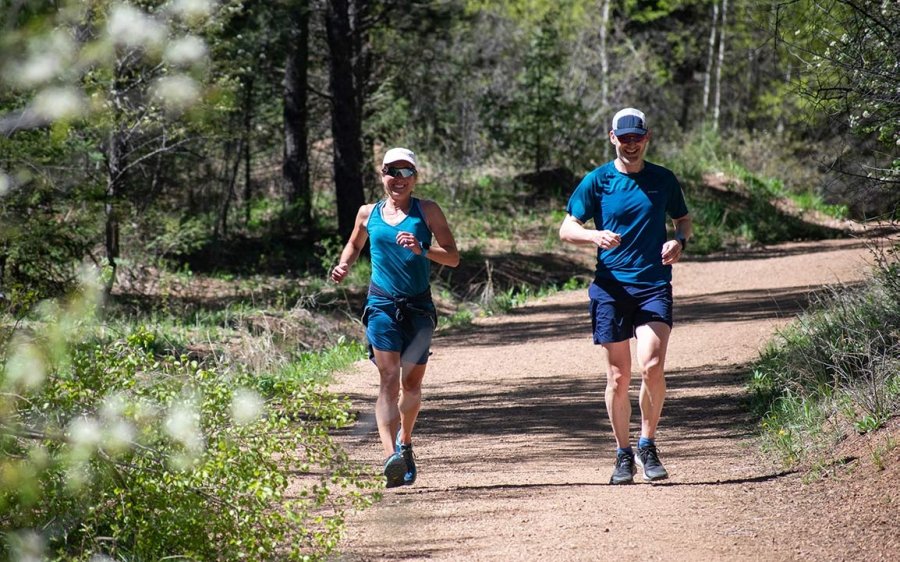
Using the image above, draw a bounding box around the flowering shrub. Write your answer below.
[0,285,378,560]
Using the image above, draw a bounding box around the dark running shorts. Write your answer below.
[363,296,435,365]
[589,277,673,344]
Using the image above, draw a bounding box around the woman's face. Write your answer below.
[381,160,418,201]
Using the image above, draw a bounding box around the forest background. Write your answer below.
[0,0,897,560]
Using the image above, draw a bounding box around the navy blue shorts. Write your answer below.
[363,295,435,365]
[589,277,673,344]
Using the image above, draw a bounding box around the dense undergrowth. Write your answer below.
[749,242,900,469]
[0,278,378,560]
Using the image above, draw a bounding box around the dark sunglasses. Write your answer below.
[383,166,417,178]
[617,134,647,144]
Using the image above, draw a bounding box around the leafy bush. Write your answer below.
[0,279,377,560]
[749,241,900,465]
[664,128,848,253]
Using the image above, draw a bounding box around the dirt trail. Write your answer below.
[329,237,899,561]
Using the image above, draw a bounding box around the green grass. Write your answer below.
[748,245,900,467]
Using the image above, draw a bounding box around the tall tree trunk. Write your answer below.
[599,0,611,158]
[0,251,6,299]
[283,0,312,229]
[243,129,251,227]
[599,0,610,110]
[104,128,123,295]
[777,64,790,135]
[713,0,728,131]
[219,138,243,239]
[325,0,367,242]
[703,1,719,114]
[242,76,254,227]
[534,55,544,173]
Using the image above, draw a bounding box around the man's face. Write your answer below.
[609,131,651,167]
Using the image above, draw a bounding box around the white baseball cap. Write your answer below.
[382,147,418,168]
[611,108,648,136]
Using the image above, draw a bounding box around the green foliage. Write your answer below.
[771,0,899,188]
[442,307,475,330]
[0,280,378,560]
[665,128,845,253]
[480,281,572,316]
[0,126,100,303]
[749,242,900,466]
[464,0,592,37]
[482,13,587,173]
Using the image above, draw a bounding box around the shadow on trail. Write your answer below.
[640,469,798,487]
[339,364,761,467]
[424,365,758,463]
[442,283,848,347]
[681,236,881,263]
[675,284,861,324]
[398,468,798,494]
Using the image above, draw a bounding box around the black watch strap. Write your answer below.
[676,235,688,250]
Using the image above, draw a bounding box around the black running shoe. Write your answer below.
[400,443,417,486]
[383,452,407,488]
[635,443,669,481]
[609,450,636,485]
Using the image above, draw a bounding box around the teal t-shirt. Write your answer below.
[566,160,689,286]
[368,198,433,297]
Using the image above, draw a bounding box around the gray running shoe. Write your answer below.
[635,443,669,481]
[383,452,407,488]
[400,443,417,485]
[609,450,636,485]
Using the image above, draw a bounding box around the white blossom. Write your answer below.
[31,87,86,121]
[231,388,264,425]
[164,36,207,66]
[65,464,89,491]
[4,31,74,87]
[4,343,46,390]
[168,0,215,20]
[104,419,136,454]
[107,4,166,49]
[165,402,203,451]
[15,53,63,87]
[152,75,200,112]
[8,530,45,562]
[100,393,127,420]
[68,416,103,450]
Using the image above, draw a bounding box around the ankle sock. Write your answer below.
[617,446,633,456]
[638,437,655,449]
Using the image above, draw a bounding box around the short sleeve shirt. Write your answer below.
[566,160,689,286]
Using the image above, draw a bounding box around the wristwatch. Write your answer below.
[675,235,688,250]
[420,241,429,258]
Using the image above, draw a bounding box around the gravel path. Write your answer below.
[329,237,899,561]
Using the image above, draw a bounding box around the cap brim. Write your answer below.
[614,128,648,136]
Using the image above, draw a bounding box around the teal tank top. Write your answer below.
[368,198,433,296]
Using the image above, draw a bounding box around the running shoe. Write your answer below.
[609,450,636,485]
[635,443,669,481]
[395,428,403,453]
[400,443,417,486]
[383,452,407,488]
